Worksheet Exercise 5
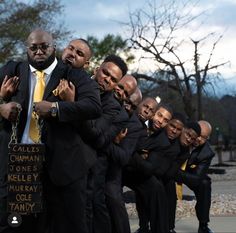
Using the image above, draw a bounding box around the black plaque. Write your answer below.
[7,143,45,214]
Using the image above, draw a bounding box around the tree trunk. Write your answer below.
[183,95,195,120]
[196,84,203,120]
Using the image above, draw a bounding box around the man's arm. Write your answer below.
[57,76,101,121]
[35,70,102,121]
[105,118,142,166]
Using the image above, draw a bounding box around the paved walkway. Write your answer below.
[129,152,236,233]
[130,216,236,233]
[175,216,236,233]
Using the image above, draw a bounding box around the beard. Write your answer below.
[27,52,56,70]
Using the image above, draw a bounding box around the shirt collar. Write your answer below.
[29,58,58,75]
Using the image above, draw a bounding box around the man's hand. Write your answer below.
[0,75,19,99]
[57,79,75,102]
[34,101,52,118]
[0,102,21,122]
[140,149,149,160]
[114,128,128,144]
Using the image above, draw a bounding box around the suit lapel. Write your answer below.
[11,62,30,109]
[188,147,200,165]
[43,61,68,100]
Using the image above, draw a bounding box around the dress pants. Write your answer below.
[189,177,211,223]
[91,156,111,233]
[105,182,131,233]
[167,175,212,229]
[45,175,88,233]
[124,171,169,233]
[163,179,177,230]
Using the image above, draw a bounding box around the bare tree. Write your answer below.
[126,0,228,119]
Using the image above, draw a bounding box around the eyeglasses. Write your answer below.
[27,43,54,52]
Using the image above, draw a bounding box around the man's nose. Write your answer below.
[104,76,111,83]
[159,118,164,124]
[115,86,120,92]
[144,109,148,115]
[125,105,131,111]
[35,49,44,54]
[187,137,193,143]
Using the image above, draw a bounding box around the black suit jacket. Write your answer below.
[176,141,215,186]
[105,113,144,185]
[0,60,101,189]
[186,142,215,177]
[129,128,172,178]
[80,91,123,150]
[163,139,190,179]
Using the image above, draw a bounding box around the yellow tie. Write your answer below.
[29,71,45,143]
[176,160,188,200]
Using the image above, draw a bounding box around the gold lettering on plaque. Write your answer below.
[8,202,36,212]
[9,154,40,163]
[8,185,39,192]
[12,145,40,153]
[8,174,39,182]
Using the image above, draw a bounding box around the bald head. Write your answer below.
[193,120,212,147]
[114,74,137,102]
[124,87,142,114]
[130,87,142,106]
[27,29,54,45]
[119,75,137,95]
[198,120,212,135]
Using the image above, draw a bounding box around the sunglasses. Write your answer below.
[27,43,54,52]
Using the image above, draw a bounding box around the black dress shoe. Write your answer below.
[169,229,177,233]
[198,224,214,233]
[134,228,150,233]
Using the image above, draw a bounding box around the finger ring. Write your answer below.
[16,103,22,112]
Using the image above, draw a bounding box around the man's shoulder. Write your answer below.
[201,141,215,157]
[194,141,215,160]
[66,66,91,84]
[168,138,181,151]
[149,128,171,149]
[0,60,28,77]
[101,91,121,109]
[129,113,143,128]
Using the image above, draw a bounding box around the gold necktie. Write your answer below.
[29,71,45,143]
[176,160,188,200]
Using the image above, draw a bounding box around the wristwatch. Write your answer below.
[50,102,58,117]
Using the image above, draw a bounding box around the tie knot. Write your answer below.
[35,70,45,80]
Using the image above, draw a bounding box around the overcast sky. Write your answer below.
[60,0,235,84]
[18,0,235,94]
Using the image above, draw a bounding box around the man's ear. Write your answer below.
[83,61,90,69]
[93,66,99,75]
[53,44,57,52]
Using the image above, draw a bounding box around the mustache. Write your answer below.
[27,52,56,70]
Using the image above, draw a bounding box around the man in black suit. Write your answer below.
[83,55,128,233]
[172,120,215,233]
[41,44,127,233]
[104,77,141,233]
[0,29,101,233]
[149,121,202,233]
[167,121,214,233]
[128,104,173,233]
